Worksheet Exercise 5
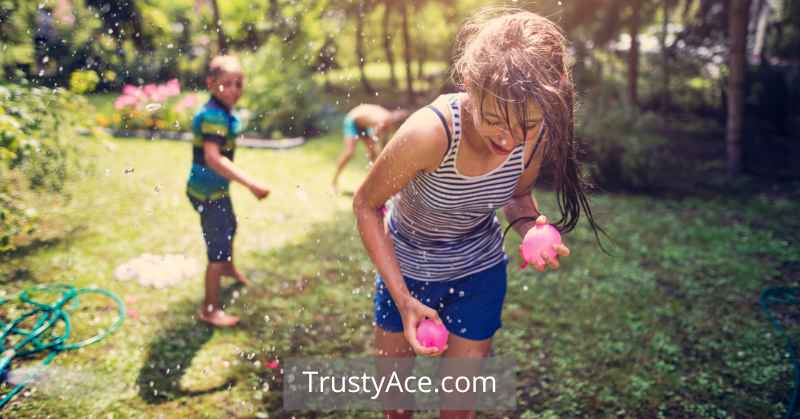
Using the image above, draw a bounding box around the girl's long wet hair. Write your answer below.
[452,7,603,240]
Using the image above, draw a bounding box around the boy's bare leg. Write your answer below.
[198,262,239,327]
[332,138,357,193]
[223,262,250,286]
[223,244,250,286]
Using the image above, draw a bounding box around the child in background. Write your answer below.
[331,104,408,194]
[353,8,603,417]
[186,55,270,327]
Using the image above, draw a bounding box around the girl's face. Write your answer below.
[468,95,544,156]
[207,71,244,109]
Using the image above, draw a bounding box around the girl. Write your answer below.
[353,8,602,418]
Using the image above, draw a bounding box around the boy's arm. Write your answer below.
[203,141,269,199]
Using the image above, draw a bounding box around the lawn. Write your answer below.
[1,134,798,418]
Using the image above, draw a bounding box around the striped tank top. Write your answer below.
[387,94,526,281]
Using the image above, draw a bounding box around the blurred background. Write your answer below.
[2,0,798,184]
[1,1,799,417]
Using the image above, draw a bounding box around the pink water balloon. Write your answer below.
[416,319,448,351]
[519,224,562,270]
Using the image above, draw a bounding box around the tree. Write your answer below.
[208,0,227,53]
[401,1,414,103]
[85,0,150,50]
[382,0,398,88]
[726,0,751,175]
[628,0,643,107]
[660,0,675,110]
[354,0,374,94]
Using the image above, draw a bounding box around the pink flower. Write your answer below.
[143,83,158,98]
[114,94,139,110]
[175,93,200,113]
[122,84,141,97]
[164,79,181,97]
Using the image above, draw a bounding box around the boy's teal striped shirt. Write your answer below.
[186,97,242,201]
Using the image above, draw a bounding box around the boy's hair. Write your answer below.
[452,8,602,240]
[208,55,242,79]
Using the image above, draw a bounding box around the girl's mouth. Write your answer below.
[488,138,514,155]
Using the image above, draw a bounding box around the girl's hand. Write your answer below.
[529,215,570,272]
[398,296,448,357]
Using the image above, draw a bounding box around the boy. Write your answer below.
[331,104,408,193]
[186,55,270,327]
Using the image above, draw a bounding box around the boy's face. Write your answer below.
[207,71,244,109]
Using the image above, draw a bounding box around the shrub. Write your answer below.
[69,70,100,95]
[578,106,678,191]
[241,37,325,137]
[0,84,93,251]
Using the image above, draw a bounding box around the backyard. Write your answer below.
[1,133,798,417]
[3,0,800,417]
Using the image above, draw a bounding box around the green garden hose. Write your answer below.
[760,287,800,419]
[0,284,125,410]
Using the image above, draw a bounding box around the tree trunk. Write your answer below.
[751,0,771,65]
[660,0,671,111]
[209,0,227,54]
[417,42,426,81]
[627,0,641,107]
[355,3,374,94]
[726,0,750,176]
[382,1,397,88]
[401,2,414,103]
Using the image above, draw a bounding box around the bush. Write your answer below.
[241,37,325,137]
[0,84,93,251]
[578,106,679,191]
[69,70,100,95]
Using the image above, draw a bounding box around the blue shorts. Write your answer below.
[374,260,508,341]
[188,195,237,262]
[343,116,374,139]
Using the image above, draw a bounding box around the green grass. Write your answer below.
[1,135,799,418]
[85,93,117,118]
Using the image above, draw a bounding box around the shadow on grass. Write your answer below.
[136,283,244,404]
[0,226,87,288]
[135,209,372,412]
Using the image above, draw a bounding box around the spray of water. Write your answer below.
[5,365,123,398]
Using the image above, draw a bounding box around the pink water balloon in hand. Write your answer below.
[519,224,562,270]
[416,319,448,351]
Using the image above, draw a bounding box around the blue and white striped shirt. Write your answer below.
[387,94,525,281]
